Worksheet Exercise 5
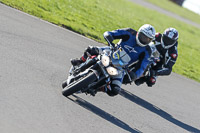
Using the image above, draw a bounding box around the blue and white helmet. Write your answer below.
[136,24,156,47]
[161,27,179,49]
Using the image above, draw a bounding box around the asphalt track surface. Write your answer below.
[0,3,200,133]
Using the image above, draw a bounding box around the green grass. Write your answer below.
[0,0,200,82]
[146,0,200,24]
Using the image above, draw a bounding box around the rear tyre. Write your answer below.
[62,72,97,97]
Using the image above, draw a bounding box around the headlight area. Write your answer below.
[106,67,118,76]
[101,55,110,67]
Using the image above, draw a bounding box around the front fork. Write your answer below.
[93,61,112,89]
[81,61,111,94]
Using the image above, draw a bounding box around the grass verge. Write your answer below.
[146,0,200,24]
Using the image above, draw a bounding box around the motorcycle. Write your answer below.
[62,44,129,97]
[62,42,159,97]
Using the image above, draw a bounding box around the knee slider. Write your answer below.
[146,76,156,87]
[107,84,121,96]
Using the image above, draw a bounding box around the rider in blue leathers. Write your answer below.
[71,24,156,96]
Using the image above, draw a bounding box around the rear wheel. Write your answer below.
[62,72,97,97]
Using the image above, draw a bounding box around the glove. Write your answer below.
[134,77,146,86]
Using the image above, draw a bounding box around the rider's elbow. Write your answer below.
[103,31,114,42]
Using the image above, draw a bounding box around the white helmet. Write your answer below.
[136,24,156,47]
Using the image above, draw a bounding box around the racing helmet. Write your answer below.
[161,27,179,49]
[136,24,156,47]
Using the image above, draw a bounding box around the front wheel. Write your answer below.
[62,72,97,97]
[62,80,68,88]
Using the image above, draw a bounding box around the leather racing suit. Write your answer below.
[82,28,152,96]
[135,33,178,87]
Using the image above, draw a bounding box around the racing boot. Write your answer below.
[134,77,145,86]
[70,57,84,66]
[86,86,106,96]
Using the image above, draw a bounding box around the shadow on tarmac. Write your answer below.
[119,89,200,133]
[68,95,142,133]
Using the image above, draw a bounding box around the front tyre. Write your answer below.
[62,72,97,97]
[62,80,68,89]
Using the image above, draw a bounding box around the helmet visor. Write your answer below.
[162,35,176,46]
[138,32,152,45]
